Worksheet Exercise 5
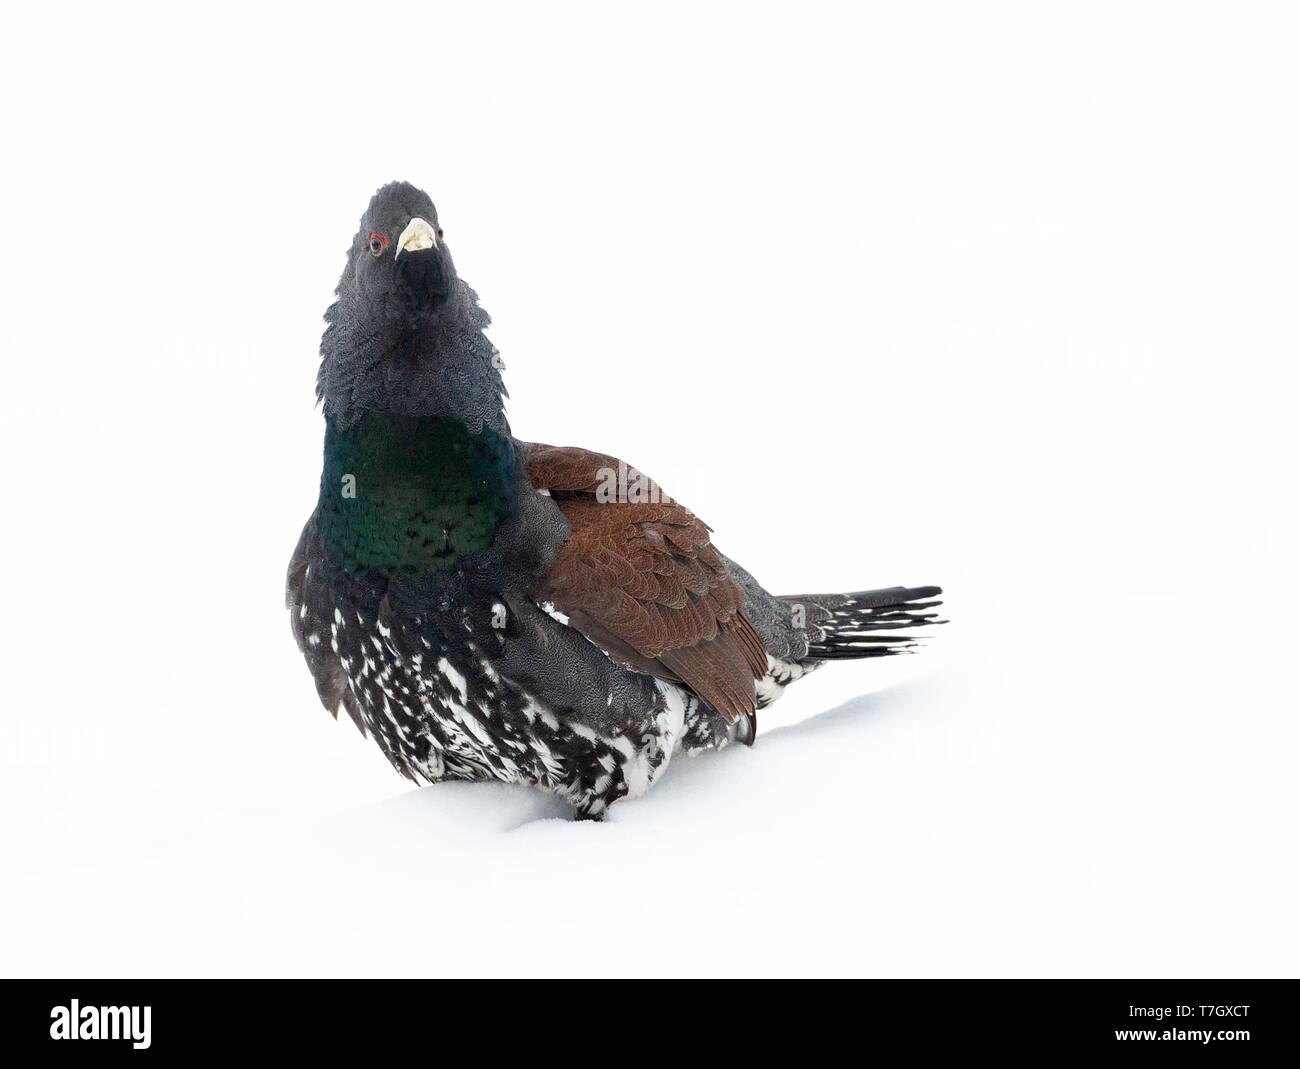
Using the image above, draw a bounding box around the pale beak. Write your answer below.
[396,217,438,258]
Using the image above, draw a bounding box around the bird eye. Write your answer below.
[368,232,388,257]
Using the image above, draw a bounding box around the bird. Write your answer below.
[287,181,943,819]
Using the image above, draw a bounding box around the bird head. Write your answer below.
[339,181,459,329]
[318,182,498,427]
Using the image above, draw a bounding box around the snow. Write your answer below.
[2,3,1297,977]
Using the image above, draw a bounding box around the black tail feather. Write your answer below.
[785,585,945,662]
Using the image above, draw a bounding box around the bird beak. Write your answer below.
[396,217,438,258]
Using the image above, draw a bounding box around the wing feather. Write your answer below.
[523,443,767,725]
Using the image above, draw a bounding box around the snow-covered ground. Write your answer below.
[2,3,1296,976]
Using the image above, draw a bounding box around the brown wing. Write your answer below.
[523,443,768,725]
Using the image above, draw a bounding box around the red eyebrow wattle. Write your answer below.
[369,231,389,247]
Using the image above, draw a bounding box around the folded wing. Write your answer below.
[523,443,767,726]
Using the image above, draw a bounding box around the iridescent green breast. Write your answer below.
[317,413,520,574]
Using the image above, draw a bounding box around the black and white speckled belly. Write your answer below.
[294,560,742,817]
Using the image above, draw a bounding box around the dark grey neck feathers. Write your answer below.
[317,276,509,435]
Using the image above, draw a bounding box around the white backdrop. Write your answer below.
[1,2,1296,977]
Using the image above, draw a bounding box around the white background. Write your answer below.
[2,2,1296,977]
